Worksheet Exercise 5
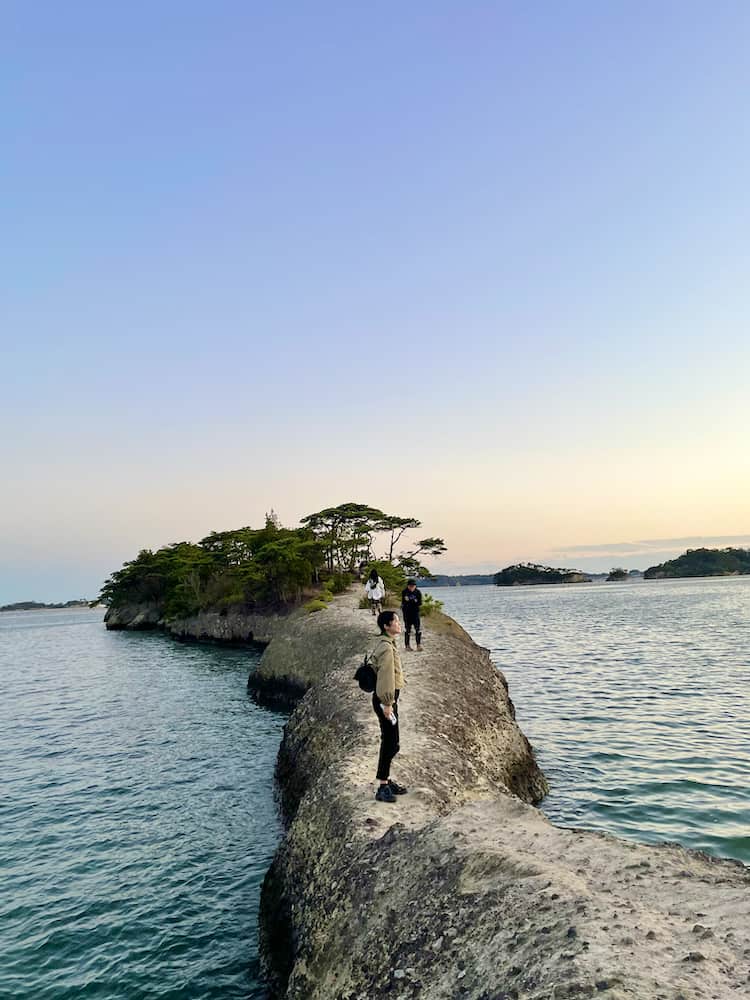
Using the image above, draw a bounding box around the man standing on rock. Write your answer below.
[401,578,423,651]
[372,611,407,803]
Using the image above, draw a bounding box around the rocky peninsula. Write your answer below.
[106,594,750,999]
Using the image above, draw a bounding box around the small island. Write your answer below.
[606,567,629,581]
[644,546,750,579]
[494,563,591,586]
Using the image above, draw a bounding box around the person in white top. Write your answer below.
[364,568,385,615]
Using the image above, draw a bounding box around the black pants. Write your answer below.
[373,690,400,781]
[403,613,422,645]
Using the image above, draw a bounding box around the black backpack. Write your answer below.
[354,652,376,693]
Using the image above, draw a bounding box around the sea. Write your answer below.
[1,609,281,1000]
[2,578,748,998]
[439,576,750,864]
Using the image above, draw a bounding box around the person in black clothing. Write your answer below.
[401,578,423,651]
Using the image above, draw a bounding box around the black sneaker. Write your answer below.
[375,784,397,803]
[388,779,408,795]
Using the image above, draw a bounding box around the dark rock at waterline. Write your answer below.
[104,603,162,630]
[247,672,307,710]
[105,604,281,646]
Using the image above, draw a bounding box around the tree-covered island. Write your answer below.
[644,546,750,579]
[493,563,591,586]
[98,502,446,619]
[606,567,629,581]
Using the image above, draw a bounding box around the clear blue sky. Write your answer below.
[2,2,749,601]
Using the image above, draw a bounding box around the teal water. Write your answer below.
[1,609,282,1000]
[439,576,750,864]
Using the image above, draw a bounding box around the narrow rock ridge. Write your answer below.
[255,594,750,1000]
[106,593,750,998]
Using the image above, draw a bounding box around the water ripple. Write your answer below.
[440,577,750,865]
[1,609,281,999]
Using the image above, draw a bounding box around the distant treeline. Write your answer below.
[424,569,645,586]
[392,547,750,588]
[0,600,90,612]
[484,547,750,586]
[644,547,750,579]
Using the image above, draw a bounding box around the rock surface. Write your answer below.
[258,594,750,1000]
[104,602,164,630]
[104,591,750,998]
[105,603,285,644]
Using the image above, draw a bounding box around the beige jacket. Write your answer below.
[373,634,404,706]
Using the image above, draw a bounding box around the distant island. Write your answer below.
[494,563,591,586]
[422,569,644,586]
[419,574,495,587]
[644,546,750,579]
[394,548,750,587]
[606,567,629,581]
[590,569,642,582]
[0,600,91,612]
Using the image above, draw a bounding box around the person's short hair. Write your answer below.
[377,610,398,633]
[406,579,416,586]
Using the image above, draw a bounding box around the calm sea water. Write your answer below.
[1,609,282,1000]
[439,577,750,865]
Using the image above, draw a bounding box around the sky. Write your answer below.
[2,2,749,602]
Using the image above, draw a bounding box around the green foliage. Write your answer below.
[253,534,323,605]
[99,522,326,618]
[397,536,447,563]
[377,515,421,562]
[420,592,444,616]
[300,502,387,573]
[303,599,327,613]
[606,567,628,581]
[393,537,446,580]
[644,547,750,580]
[97,543,212,617]
[366,560,407,604]
[99,501,448,621]
[328,572,353,594]
[197,571,248,610]
[300,502,447,576]
[396,556,433,580]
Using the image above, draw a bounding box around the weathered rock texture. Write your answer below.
[105,603,286,644]
[104,602,164,630]
[105,592,750,998]
[258,595,750,1000]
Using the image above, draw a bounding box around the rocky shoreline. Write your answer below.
[106,594,750,999]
